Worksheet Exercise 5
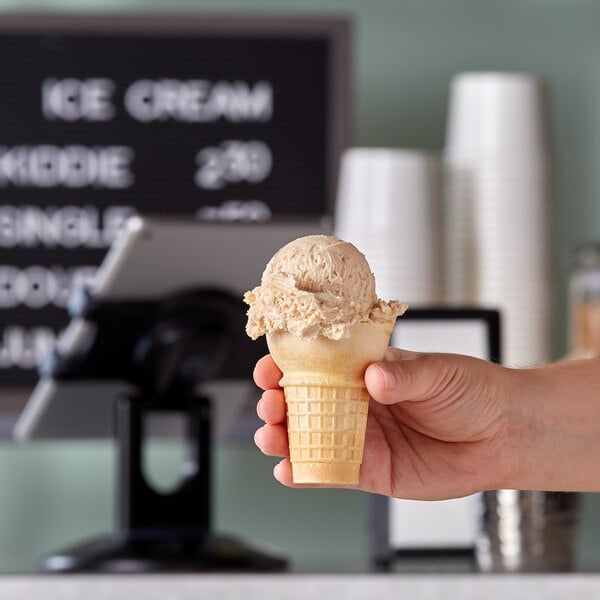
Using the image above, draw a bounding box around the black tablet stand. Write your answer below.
[41,288,285,573]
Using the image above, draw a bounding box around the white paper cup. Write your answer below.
[445,72,550,162]
[335,147,441,235]
[335,147,443,304]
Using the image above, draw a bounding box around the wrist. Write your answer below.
[500,359,600,492]
[478,364,530,492]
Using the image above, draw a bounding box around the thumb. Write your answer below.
[365,351,456,406]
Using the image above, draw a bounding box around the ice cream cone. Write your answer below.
[245,234,407,485]
[266,321,394,484]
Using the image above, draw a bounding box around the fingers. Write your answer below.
[254,423,289,457]
[255,387,288,456]
[254,415,295,488]
[253,354,282,391]
[257,389,286,424]
[273,459,294,486]
[365,351,457,406]
[254,357,291,481]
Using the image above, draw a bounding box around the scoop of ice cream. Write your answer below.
[244,234,407,340]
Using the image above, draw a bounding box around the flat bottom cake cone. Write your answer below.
[266,322,394,485]
[284,383,369,484]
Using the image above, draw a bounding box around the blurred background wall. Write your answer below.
[1,0,600,573]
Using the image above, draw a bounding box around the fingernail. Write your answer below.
[253,427,263,448]
[378,364,397,391]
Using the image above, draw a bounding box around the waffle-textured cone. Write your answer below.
[267,321,394,484]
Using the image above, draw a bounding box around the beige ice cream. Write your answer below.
[245,235,406,341]
[244,235,407,484]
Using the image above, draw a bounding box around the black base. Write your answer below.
[43,532,287,573]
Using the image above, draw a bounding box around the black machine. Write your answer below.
[16,217,331,572]
[40,286,285,573]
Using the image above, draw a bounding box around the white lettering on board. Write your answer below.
[42,78,116,121]
[124,79,273,123]
[195,140,272,190]
[0,265,97,309]
[0,325,59,369]
[0,205,136,249]
[0,145,135,188]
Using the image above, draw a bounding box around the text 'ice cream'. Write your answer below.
[244,235,407,485]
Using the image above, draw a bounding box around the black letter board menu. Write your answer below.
[0,14,349,389]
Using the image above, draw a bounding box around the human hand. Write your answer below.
[253,348,515,500]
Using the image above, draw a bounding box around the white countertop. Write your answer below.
[1,573,600,600]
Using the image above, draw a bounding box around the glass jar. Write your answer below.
[567,242,600,358]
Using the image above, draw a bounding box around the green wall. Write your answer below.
[1,0,600,573]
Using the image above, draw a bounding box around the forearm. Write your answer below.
[501,358,600,492]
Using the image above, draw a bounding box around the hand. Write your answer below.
[253,348,515,500]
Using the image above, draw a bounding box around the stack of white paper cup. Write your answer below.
[444,72,553,366]
[334,147,442,305]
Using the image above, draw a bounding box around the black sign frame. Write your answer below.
[0,12,350,432]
